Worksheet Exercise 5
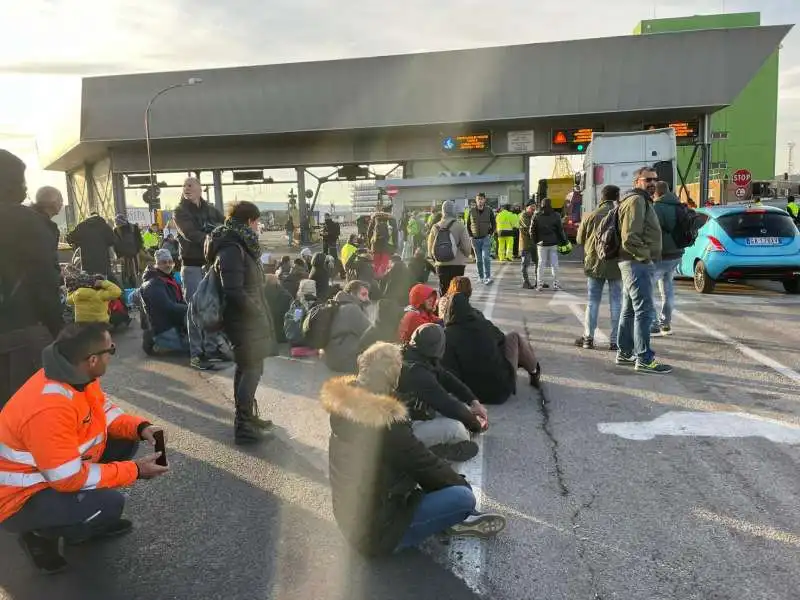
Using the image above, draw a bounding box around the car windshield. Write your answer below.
[716,211,797,239]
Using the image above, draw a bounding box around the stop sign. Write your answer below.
[733,169,752,187]
[386,186,399,197]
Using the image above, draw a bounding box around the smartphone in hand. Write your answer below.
[153,430,167,467]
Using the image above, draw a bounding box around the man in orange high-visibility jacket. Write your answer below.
[0,323,169,574]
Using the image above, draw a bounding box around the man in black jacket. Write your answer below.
[139,249,189,356]
[0,150,63,408]
[113,214,144,288]
[172,177,227,370]
[66,213,116,277]
[321,213,341,259]
[397,324,487,461]
[31,186,63,246]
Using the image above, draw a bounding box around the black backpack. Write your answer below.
[595,204,622,261]
[432,220,457,262]
[302,300,340,349]
[671,203,698,249]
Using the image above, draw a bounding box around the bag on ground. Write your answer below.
[190,262,225,332]
[302,300,340,349]
[595,204,622,261]
[432,221,457,262]
[671,203,698,249]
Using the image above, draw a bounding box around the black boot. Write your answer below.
[250,402,274,431]
[235,417,269,445]
[522,280,533,289]
[529,363,541,388]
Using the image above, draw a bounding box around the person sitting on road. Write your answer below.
[299,247,313,272]
[323,280,372,373]
[139,248,190,356]
[359,298,404,352]
[64,268,122,324]
[0,323,169,574]
[397,283,440,344]
[396,324,486,461]
[381,254,414,306]
[280,258,309,300]
[321,341,506,557]
[284,278,319,358]
[340,234,360,275]
[276,255,292,281]
[408,248,436,285]
[309,251,332,302]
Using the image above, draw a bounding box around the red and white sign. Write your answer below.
[386,186,399,197]
[734,187,747,199]
[733,169,752,187]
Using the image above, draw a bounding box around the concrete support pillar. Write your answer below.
[112,172,126,217]
[212,169,224,213]
[297,167,309,244]
[523,156,531,202]
[65,172,77,229]
[699,113,712,207]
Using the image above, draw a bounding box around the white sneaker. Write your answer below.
[485,277,493,285]
[553,281,561,291]
[447,513,507,538]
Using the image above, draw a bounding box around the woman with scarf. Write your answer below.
[206,202,278,445]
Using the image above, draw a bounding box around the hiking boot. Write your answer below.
[522,280,533,289]
[429,441,479,462]
[234,420,272,445]
[447,513,507,539]
[67,519,133,546]
[529,363,541,388]
[608,342,619,352]
[660,325,673,336]
[615,353,636,366]
[142,331,156,356]
[635,360,673,375]
[18,533,67,575]
[190,356,215,371]
[250,416,274,430]
[575,336,594,349]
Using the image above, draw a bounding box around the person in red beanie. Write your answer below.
[398,284,441,343]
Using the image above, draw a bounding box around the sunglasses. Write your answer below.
[87,344,116,359]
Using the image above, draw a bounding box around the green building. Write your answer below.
[634,13,779,182]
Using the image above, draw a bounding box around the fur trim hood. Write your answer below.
[321,376,408,428]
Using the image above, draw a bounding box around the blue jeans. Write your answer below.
[153,328,190,354]
[471,237,492,280]
[396,485,476,550]
[521,247,538,283]
[584,277,622,345]
[652,258,680,328]
[182,266,224,359]
[617,261,656,363]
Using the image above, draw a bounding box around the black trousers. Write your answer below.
[0,325,53,410]
[436,265,466,297]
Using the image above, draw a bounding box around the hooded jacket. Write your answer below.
[321,353,467,556]
[324,291,371,373]
[66,215,116,276]
[113,222,143,258]
[280,263,309,300]
[359,299,403,352]
[309,252,331,302]
[652,191,686,260]
[67,279,122,324]
[531,208,566,247]
[139,266,187,335]
[441,294,515,405]
[397,284,440,344]
[396,325,482,431]
[576,200,622,281]
[618,188,662,263]
[206,224,278,364]
[0,343,148,523]
[173,198,224,267]
[427,202,472,267]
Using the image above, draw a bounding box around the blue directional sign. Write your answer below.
[442,137,456,151]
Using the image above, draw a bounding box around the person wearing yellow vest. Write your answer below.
[0,323,169,573]
[142,224,161,253]
[787,195,799,224]
[340,234,360,274]
[496,205,516,261]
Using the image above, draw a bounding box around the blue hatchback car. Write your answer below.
[676,205,800,294]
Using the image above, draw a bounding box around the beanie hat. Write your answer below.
[300,247,312,259]
[441,200,455,218]
[297,278,317,299]
[409,323,446,360]
[154,248,173,262]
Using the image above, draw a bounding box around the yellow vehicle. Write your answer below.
[536,177,573,212]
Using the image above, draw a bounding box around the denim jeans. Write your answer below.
[412,416,471,447]
[652,258,680,328]
[182,265,223,359]
[395,485,476,550]
[234,361,264,420]
[520,247,538,283]
[153,327,190,354]
[471,236,492,280]
[584,278,622,345]
[617,261,656,363]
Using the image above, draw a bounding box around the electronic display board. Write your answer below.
[550,128,598,153]
[441,132,491,153]
[644,121,699,144]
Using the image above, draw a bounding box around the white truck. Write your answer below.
[574,128,678,218]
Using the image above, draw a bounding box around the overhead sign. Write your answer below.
[507,130,535,153]
[733,169,752,187]
[441,132,491,153]
[550,128,597,153]
[734,187,747,199]
[644,121,699,144]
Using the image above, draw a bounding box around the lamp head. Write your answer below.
[187,77,203,85]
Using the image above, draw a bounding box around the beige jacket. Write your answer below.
[427,217,472,267]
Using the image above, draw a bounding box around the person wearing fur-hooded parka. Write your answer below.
[320,342,506,556]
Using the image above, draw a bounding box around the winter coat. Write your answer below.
[396,346,482,431]
[32,207,60,247]
[281,264,308,300]
[324,291,371,373]
[518,211,536,252]
[264,275,293,344]
[531,210,565,247]
[139,266,187,335]
[366,212,398,254]
[284,295,317,346]
[66,215,116,276]
[321,374,468,556]
[0,203,63,337]
[309,253,331,301]
[576,201,621,281]
[397,284,440,344]
[380,261,413,305]
[173,198,224,267]
[113,223,143,258]
[206,227,278,365]
[618,189,662,263]
[67,280,122,324]
[426,217,471,267]
[321,218,341,243]
[359,299,403,352]
[466,207,495,239]
[408,255,435,284]
[441,293,515,405]
[653,192,686,260]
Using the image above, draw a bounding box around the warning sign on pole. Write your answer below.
[732,169,752,187]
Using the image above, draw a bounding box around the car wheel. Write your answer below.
[783,278,800,294]
[693,260,715,294]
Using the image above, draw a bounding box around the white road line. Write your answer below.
[565,303,609,345]
[447,265,505,594]
[675,310,800,385]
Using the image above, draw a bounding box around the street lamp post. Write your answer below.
[144,77,203,209]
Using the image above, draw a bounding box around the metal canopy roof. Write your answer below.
[45,24,791,171]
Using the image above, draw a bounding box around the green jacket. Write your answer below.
[652,192,685,260]
[618,189,662,263]
[576,201,621,280]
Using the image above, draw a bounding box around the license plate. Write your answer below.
[745,237,781,246]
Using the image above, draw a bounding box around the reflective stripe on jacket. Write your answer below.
[0,370,143,523]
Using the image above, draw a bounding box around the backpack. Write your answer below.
[594,204,622,261]
[190,261,225,332]
[284,299,310,346]
[671,203,698,249]
[371,218,391,249]
[432,220,458,262]
[302,300,340,349]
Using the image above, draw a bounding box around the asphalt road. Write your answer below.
[1,256,799,600]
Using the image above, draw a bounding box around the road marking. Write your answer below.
[548,291,609,344]
[675,310,800,385]
[692,508,800,548]
[447,265,504,594]
[598,410,800,444]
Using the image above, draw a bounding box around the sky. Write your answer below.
[0,0,798,208]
